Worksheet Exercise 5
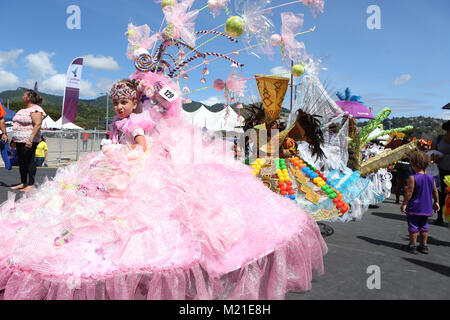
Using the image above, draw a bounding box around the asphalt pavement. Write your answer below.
[0,167,449,300]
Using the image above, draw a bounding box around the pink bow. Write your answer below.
[163,0,199,47]
[281,12,308,62]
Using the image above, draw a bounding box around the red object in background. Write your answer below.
[384,139,403,150]
[82,133,89,141]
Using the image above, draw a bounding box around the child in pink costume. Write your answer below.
[0,71,327,300]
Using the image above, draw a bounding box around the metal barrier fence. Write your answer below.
[41,129,108,166]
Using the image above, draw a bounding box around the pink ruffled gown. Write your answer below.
[0,72,327,300]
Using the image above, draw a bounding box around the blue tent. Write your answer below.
[0,96,16,121]
[3,107,16,122]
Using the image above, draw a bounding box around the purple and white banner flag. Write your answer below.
[62,57,83,125]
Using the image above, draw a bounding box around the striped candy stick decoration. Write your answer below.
[173,39,206,58]
[168,55,203,78]
[194,30,238,43]
[168,52,244,78]
[203,52,244,67]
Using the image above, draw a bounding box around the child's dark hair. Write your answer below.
[410,151,429,170]
[26,90,43,105]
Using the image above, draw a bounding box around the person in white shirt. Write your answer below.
[100,132,112,150]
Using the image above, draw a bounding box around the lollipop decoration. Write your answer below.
[135,54,155,72]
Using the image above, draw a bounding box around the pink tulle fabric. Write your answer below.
[302,0,325,19]
[225,73,246,96]
[0,71,327,300]
[125,23,160,60]
[281,12,308,62]
[235,0,274,50]
[111,108,156,141]
[207,0,229,18]
[130,71,182,120]
[162,0,199,47]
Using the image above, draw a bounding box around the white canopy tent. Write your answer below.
[53,118,84,130]
[182,105,244,133]
[41,116,58,129]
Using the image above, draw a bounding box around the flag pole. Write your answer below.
[290,60,294,112]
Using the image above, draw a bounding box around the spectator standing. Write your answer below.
[100,132,112,150]
[35,136,48,167]
[82,132,89,151]
[431,120,450,225]
[10,90,46,192]
[401,151,440,254]
[0,103,8,143]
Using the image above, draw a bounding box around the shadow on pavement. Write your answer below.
[427,236,450,248]
[357,236,404,252]
[371,211,405,222]
[403,258,450,277]
[0,181,12,187]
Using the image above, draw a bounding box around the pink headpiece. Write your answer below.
[110,81,138,101]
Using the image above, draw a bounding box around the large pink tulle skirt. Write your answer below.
[0,118,327,300]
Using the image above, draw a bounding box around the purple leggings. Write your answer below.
[406,214,429,234]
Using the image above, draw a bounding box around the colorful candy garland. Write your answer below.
[274,158,296,201]
[289,157,349,214]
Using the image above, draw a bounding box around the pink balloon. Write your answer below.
[213,78,226,91]
[270,34,282,47]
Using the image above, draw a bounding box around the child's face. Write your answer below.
[112,98,138,119]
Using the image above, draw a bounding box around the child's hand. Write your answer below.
[400,204,407,214]
[433,202,440,213]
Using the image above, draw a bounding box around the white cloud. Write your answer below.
[270,66,290,75]
[0,49,24,66]
[39,74,98,98]
[393,74,412,86]
[95,78,116,94]
[40,74,66,92]
[0,69,20,88]
[25,51,57,78]
[439,111,450,120]
[80,80,98,98]
[200,96,225,106]
[83,54,119,71]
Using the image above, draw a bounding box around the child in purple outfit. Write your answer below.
[401,151,440,254]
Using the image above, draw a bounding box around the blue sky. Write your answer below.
[0,0,449,119]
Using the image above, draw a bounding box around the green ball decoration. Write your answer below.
[161,0,175,9]
[291,64,305,77]
[225,16,245,38]
[330,193,337,199]
[321,186,328,191]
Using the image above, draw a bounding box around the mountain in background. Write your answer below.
[0,88,445,138]
[0,87,107,107]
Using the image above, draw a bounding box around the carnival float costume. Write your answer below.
[0,0,329,300]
